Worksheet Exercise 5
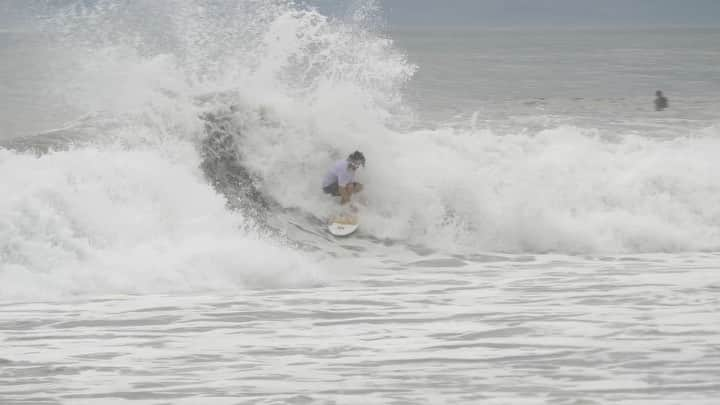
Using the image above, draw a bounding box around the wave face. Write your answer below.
[2,1,720,302]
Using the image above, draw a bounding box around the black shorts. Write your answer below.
[323,182,359,197]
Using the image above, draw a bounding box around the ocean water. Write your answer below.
[2,1,720,404]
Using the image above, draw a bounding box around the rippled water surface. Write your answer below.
[3,251,720,404]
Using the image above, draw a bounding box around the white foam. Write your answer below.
[0,145,321,301]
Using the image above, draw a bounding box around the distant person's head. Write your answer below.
[656,90,663,97]
[348,151,365,170]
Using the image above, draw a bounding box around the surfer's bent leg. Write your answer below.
[323,182,340,196]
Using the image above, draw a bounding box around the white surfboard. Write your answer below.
[328,214,359,237]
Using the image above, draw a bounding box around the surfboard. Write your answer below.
[328,214,359,237]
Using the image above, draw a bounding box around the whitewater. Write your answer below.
[1,1,720,403]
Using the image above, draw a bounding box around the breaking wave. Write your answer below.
[2,0,720,300]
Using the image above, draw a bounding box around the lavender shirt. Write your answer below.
[322,160,355,188]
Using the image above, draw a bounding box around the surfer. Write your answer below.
[654,90,668,111]
[322,151,365,205]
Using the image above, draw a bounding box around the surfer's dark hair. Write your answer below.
[348,151,365,167]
